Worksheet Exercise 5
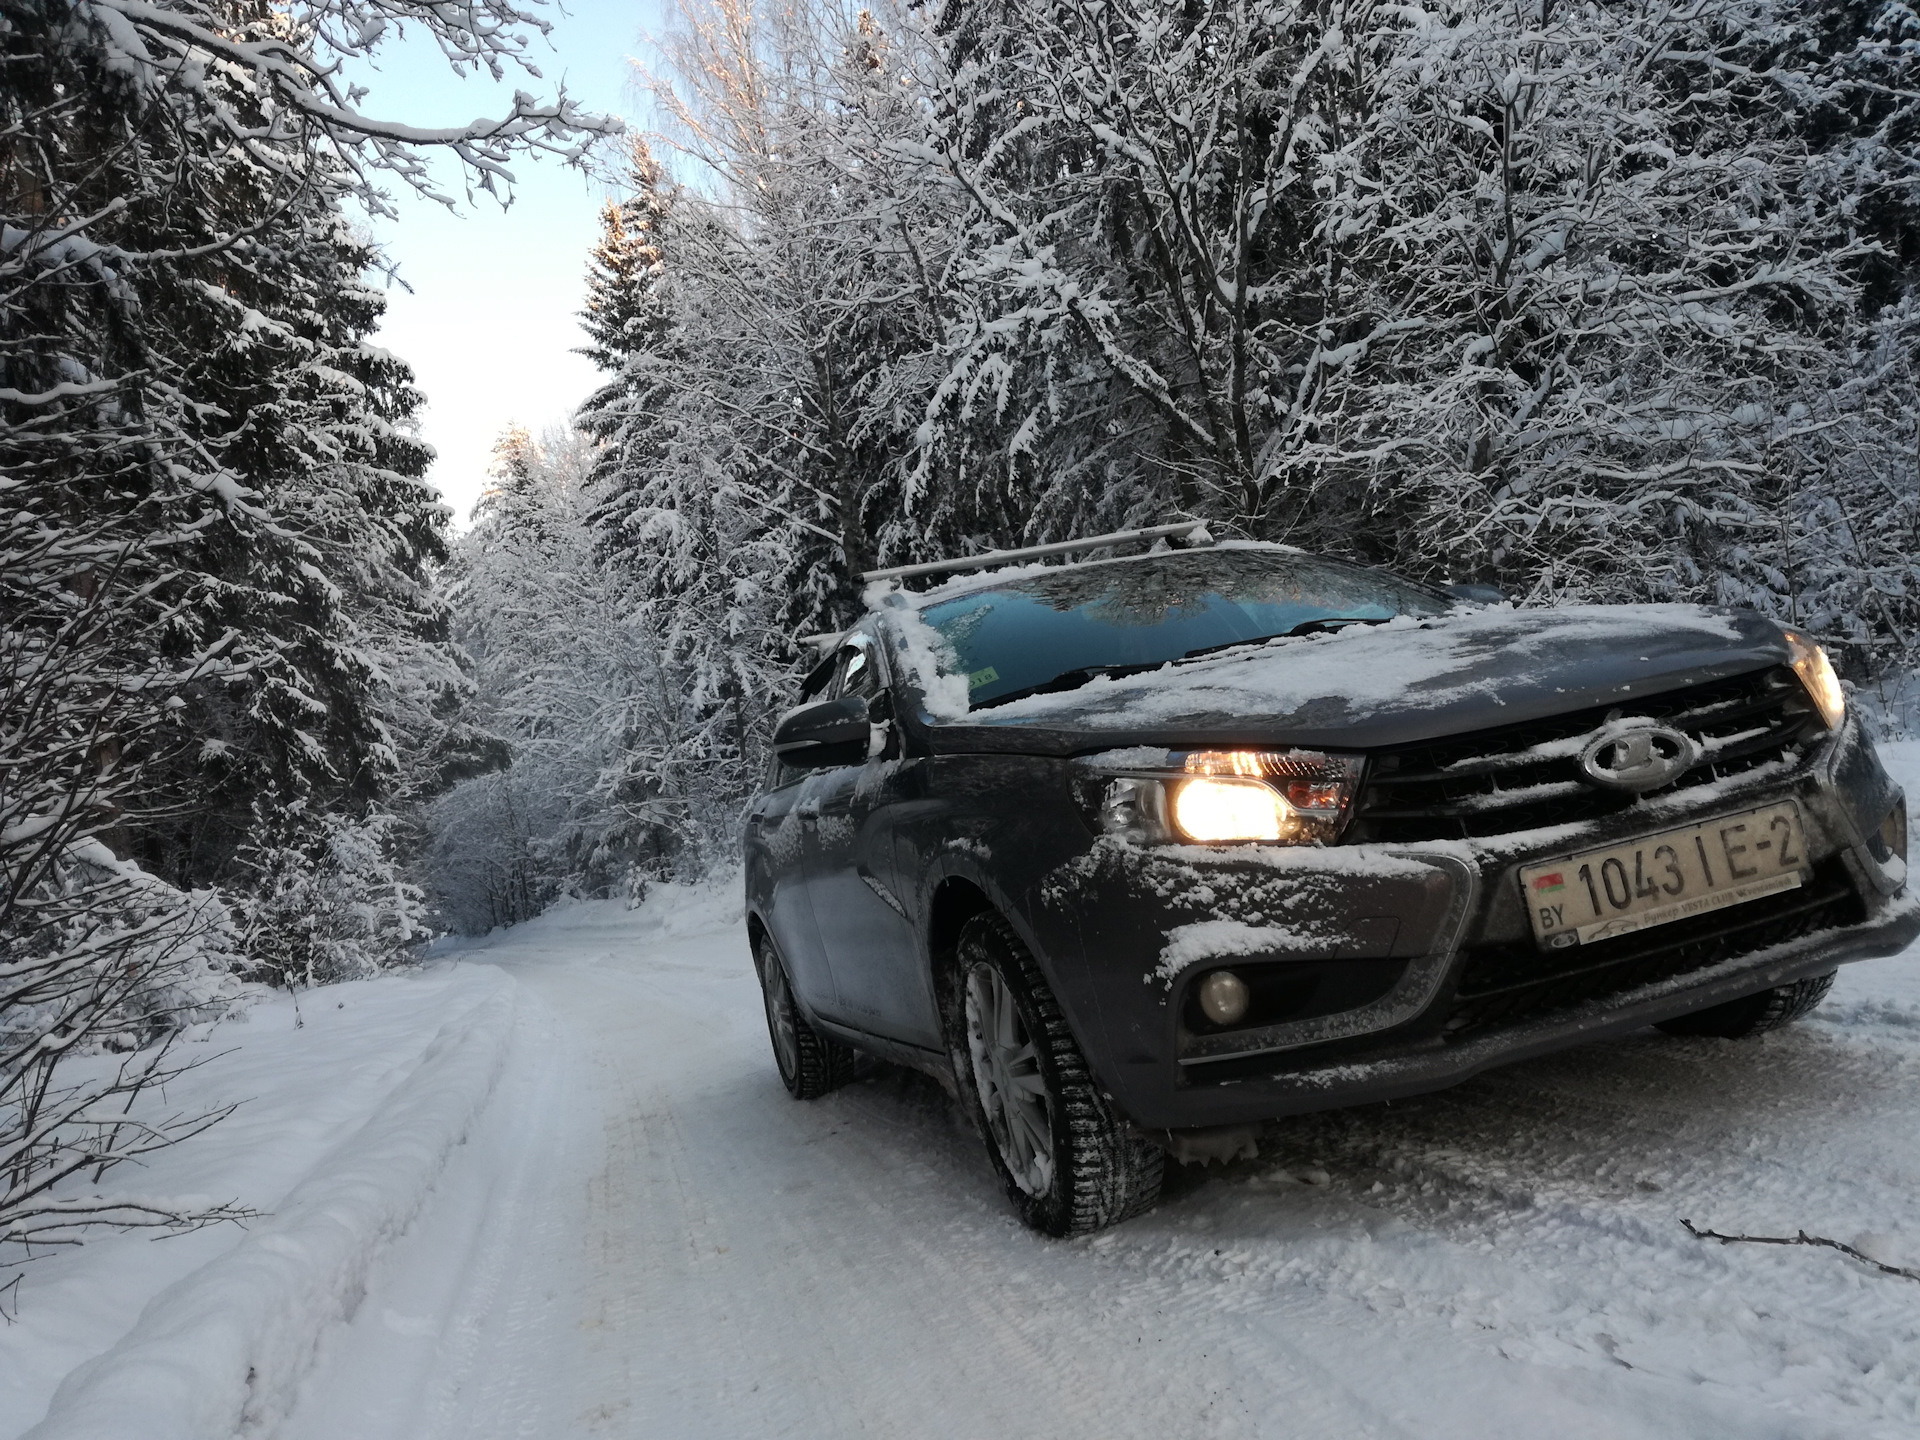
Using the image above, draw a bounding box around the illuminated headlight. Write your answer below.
[1090,750,1362,846]
[1174,776,1287,842]
[1782,630,1845,730]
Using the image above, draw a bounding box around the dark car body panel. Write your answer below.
[744,581,1917,1134]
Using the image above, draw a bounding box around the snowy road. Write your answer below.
[267,887,1920,1439]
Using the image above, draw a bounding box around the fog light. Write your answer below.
[1197,970,1251,1025]
[1879,798,1907,864]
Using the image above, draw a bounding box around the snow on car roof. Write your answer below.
[862,538,1308,612]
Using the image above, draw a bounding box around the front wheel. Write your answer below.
[1655,970,1836,1039]
[951,912,1162,1236]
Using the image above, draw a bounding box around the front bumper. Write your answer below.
[1122,888,1919,1128]
[1032,717,1917,1131]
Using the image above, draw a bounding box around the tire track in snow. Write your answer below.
[275,903,1919,1439]
[1152,1013,1920,1435]
[276,982,595,1440]
[568,978,1254,1438]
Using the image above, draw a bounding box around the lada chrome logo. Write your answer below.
[1577,722,1700,793]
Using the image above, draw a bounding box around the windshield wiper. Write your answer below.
[970,662,1163,711]
[1276,615,1392,639]
[1178,616,1391,662]
[969,618,1395,711]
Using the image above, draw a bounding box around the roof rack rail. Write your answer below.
[861,521,1212,584]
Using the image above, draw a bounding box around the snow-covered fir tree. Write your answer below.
[429,425,714,928]
[920,0,1920,643]
[1,0,611,1244]
[505,0,1920,901]
[559,0,968,872]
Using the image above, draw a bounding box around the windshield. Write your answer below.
[915,548,1451,710]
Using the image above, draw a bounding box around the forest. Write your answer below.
[3,0,1918,1244]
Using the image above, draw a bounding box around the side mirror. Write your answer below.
[1445,583,1507,605]
[773,694,872,770]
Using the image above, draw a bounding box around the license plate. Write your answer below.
[1520,802,1809,949]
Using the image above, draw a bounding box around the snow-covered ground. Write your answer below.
[10,758,1920,1439]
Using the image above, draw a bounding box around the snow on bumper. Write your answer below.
[1151,890,1920,1129]
[1030,726,1915,1132]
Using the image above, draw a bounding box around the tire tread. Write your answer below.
[1655,970,1836,1039]
[756,936,858,1099]
[954,911,1163,1235]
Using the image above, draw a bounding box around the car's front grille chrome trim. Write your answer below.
[1350,666,1820,843]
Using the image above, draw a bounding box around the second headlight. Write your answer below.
[1782,629,1845,730]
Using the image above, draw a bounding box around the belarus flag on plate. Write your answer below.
[1533,872,1565,892]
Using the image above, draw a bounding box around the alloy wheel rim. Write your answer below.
[763,958,800,1080]
[964,962,1054,1197]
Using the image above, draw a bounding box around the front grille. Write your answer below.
[1348,666,1819,843]
[1443,857,1862,1038]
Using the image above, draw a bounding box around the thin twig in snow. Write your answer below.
[1681,1219,1920,1283]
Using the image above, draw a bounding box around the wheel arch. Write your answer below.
[926,874,996,996]
[921,865,1075,1053]
[744,907,771,980]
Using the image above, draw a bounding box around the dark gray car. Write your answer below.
[744,541,1917,1235]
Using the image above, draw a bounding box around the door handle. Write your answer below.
[796,802,821,822]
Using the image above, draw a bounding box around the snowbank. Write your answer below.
[17,972,518,1440]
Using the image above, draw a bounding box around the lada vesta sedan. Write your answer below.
[743,532,1916,1234]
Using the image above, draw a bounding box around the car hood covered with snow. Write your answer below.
[916,603,1795,755]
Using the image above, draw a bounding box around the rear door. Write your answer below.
[798,635,939,1048]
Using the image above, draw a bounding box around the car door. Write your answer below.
[798,634,939,1048]
[744,659,840,1017]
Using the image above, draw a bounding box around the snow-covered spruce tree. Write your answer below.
[1760,1,1920,691]
[1279,0,1888,611]
[1,0,612,1251]
[234,798,429,987]
[575,133,802,847]
[641,0,962,612]
[2,0,605,889]
[922,0,1920,651]
[922,0,1314,541]
[428,426,691,929]
[565,0,964,867]
[580,139,682,569]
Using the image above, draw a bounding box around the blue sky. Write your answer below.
[354,2,665,524]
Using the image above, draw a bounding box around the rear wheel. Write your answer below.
[755,934,857,1098]
[1655,971,1836,1039]
[951,912,1162,1236]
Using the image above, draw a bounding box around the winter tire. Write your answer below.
[1655,970,1836,1039]
[950,911,1163,1236]
[755,934,857,1099]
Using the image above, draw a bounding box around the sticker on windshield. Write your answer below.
[968,665,1000,689]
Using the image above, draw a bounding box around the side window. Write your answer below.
[840,643,876,698]
[799,650,841,703]
[766,749,794,790]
